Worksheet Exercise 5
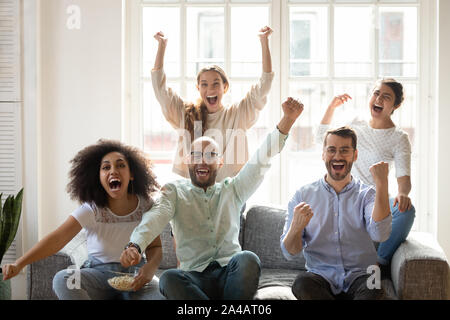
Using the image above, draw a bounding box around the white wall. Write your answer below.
[39,0,124,235]
[12,0,123,299]
[437,0,450,261]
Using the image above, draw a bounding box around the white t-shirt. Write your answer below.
[71,195,153,263]
[317,119,412,187]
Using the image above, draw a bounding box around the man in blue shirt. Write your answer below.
[120,97,304,299]
[281,126,392,300]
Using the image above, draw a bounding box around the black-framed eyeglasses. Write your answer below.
[325,147,354,156]
[190,151,220,161]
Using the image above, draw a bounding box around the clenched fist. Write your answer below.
[369,161,389,186]
[282,97,304,121]
[292,202,314,230]
[154,31,168,47]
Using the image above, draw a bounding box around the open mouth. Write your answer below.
[109,178,122,191]
[372,104,383,113]
[206,95,218,105]
[331,162,346,172]
[196,168,210,178]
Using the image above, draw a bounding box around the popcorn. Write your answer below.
[107,275,135,291]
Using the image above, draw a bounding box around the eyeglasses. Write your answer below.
[325,147,354,156]
[190,151,220,161]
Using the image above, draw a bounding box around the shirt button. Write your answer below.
[335,232,338,235]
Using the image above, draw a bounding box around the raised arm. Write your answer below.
[394,175,412,213]
[233,97,304,202]
[2,216,82,280]
[153,31,168,71]
[320,94,352,125]
[370,161,391,222]
[258,26,273,73]
[151,31,186,129]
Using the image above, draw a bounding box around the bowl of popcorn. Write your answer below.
[107,270,138,292]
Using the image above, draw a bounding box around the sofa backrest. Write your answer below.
[242,205,306,270]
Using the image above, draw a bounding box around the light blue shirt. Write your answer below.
[131,128,288,272]
[280,177,392,294]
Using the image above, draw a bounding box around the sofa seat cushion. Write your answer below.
[254,268,298,300]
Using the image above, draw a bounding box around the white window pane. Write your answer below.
[334,7,373,77]
[186,7,224,77]
[230,7,269,77]
[143,0,179,3]
[187,0,223,2]
[143,81,180,153]
[289,0,328,3]
[285,83,325,199]
[334,0,374,3]
[151,162,183,188]
[288,82,328,151]
[290,7,328,77]
[379,7,417,77]
[379,0,418,2]
[143,7,180,77]
[231,0,269,3]
[331,82,373,124]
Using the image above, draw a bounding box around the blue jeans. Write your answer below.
[159,250,261,300]
[377,198,416,265]
[52,255,165,300]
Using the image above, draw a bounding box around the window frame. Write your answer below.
[126,0,436,233]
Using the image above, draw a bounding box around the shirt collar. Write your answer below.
[320,175,356,195]
[190,181,217,195]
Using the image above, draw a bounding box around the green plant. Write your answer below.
[0,189,23,266]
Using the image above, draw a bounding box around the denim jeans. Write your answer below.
[292,271,383,300]
[377,197,416,265]
[52,255,165,300]
[159,250,261,300]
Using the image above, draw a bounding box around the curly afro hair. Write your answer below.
[66,139,160,208]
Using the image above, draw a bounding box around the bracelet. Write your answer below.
[124,242,142,254]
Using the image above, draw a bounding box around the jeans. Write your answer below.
[159,250,261,300]
[52,255,165,300]
[292,271,383,300]
[377,197,416,265]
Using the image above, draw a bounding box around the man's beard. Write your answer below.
[188,166,218,189]
[325,160,353,181]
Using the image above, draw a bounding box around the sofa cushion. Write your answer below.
[254,268,298,300]
[243,205,306,270]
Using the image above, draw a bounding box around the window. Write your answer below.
[129,0,434,232]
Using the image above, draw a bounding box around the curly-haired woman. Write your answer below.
[2,140,164,300]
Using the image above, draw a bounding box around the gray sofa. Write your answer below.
[27,205,450,300]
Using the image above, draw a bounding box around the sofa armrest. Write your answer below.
[391,231,450,300]
[27,252,74,300]
[27,231,88,300]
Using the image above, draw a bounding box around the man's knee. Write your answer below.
[233,251,261,271]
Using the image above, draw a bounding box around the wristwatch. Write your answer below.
[124,242,142,254]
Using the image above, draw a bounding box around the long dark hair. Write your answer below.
[66,139,160,208]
